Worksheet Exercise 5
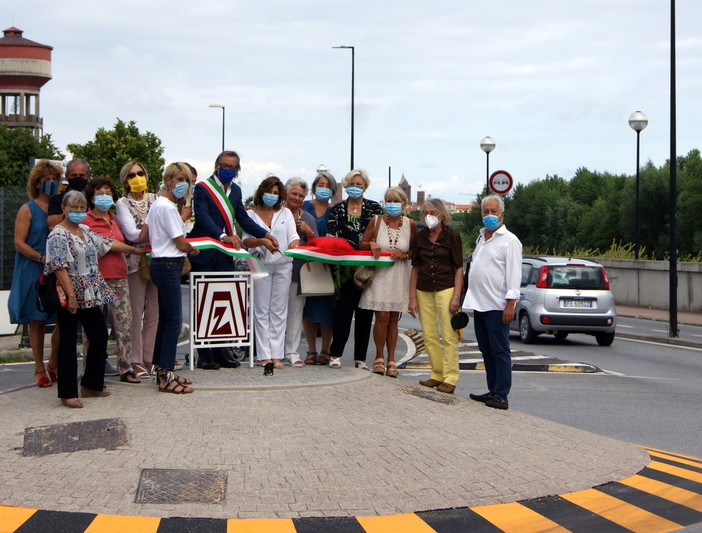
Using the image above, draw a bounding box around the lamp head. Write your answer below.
[628,111,648,132]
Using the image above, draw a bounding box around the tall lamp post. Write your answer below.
[628,111,648,260]
[209,102,225,151]
[480,136,495,193]
[333,45,355,170]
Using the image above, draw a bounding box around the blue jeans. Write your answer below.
[473,310,512,400]
[150,259,183,371]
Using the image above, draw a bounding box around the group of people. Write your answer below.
[9,148,522,411]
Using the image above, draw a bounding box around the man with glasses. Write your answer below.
[188,150,277,369]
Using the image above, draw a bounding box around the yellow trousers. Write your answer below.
[417,288,459,386]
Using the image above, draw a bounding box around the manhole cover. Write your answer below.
[401,386,461,405]
[23,418,128,457]
[136,469,227,504]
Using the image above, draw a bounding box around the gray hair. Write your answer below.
[62,190,87,208]
[285,177,308,195]
[421,198,452,225]
[481,194,504,213]
[65,158,91,178]
[312,171,338,196]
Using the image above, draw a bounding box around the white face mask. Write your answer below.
[425,214,440,230]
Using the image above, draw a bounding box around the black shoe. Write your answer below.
[218,359,241,368]
[263,362,274,376]
[485,397,509,410]
[469,392,493,403]
[196,360,220,370]
[216,349,242,368]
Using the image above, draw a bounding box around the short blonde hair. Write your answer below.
[340,169,370,190]
[384,186,407,203]
[163,162,193,201]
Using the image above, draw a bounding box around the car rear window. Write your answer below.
[547,266,606,290]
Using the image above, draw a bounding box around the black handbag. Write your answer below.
[36,271,65,313]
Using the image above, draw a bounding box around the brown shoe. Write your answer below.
[61,398,84,409]
[437,382,455,394]
[80,386,111,398]
[419,379,442,388]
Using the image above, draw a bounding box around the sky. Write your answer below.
[6,0,701,203]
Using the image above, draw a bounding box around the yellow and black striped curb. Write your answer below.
[1,447,700,532]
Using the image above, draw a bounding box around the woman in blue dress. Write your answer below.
[8,160,62,388]
[301,171,337,365]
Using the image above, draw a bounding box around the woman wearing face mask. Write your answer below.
[115,162,159,378]
[326,169,383,369]
[358,187,416,377]
[301,171,337,365]
[408,199,463,394]
[242,176,299,368]
[141,163,199,394]
[84,177,139,384]
[8,160,62,388]
[46,191,145,408]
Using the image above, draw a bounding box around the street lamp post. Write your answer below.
[209,102,225,152]
[480,136,495,193]
[628,111,648,261]
[333,45,355,170]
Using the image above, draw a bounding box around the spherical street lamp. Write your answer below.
[628,111,648,260]
[480,136,496,193]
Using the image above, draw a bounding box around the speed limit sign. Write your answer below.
[489,170,513,195]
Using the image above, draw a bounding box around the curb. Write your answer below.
[1,447,700,532]
[402,360,601,373]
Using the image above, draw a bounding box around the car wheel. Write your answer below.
[519,313,538,344]
[554,331,568,340]
[596,332,615,346]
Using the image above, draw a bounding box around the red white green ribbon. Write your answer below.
[284,246,395,266]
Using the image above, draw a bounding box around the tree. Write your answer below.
[0,125,64,187]
[66,119,165,192]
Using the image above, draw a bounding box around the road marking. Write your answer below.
[619,337,702,351]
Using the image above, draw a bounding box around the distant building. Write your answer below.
[417,190,425,207]
[455,203,476,213]
[0,27,52,138]
[398,174,411,203]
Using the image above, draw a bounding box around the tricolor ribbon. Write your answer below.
[283,246,395,266]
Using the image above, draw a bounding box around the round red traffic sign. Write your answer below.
[489,170,513,194]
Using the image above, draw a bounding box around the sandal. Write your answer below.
[61,397,83,409]
[45,362,58,383]
[273,360,284,369]
[386,361,399,378]
[158,370,193,394]
[132,363,150,380]
[171,372,192,385]
[329,356,342,368]
[372,358,386,375]
[35,369,52,388]
[316,352,331,365]
[120,370,141,383]
[355,360,369,371]
[304,352,318,365]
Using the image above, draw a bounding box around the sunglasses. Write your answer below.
[127,170,146,179]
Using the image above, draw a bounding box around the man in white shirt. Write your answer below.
[462,195,522,410]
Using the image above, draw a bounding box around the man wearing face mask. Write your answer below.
[47,159,92,230]
[187,150,276,370]
[462,194,522,410]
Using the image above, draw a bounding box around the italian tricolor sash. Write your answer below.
[199,177,236,236]
[284,245,395,267]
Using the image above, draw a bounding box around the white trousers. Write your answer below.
[285,281,306,358]
[254,262,292,361]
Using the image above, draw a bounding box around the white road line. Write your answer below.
[618,337,702,351]
[617,324,634,329]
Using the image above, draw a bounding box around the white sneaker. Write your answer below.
[329,357,342,368]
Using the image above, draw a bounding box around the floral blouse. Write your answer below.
[45,224,115,309]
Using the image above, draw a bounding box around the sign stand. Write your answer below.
[189,272,255,369]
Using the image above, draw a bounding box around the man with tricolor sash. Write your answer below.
[187,150,276,369]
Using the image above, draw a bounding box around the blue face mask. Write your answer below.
[262,193,279,207]
[40,181,59,196]
[67,211,87,224]
[315,187,332,201]
[346,186,363,200]
[94,195,114,211]
[218,167,237,184]
[482,215,500,231]
[173,181,189,199]
[385,203,403,216]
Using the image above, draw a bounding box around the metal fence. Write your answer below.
[0,187,29,290]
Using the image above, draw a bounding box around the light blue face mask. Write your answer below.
[173,181,189,199]
[482,215,500,230]
[67,211,87,224]
[262,193,279,207]
[385,202,403,216]
[94,195,114,211]
[346,186,363,200]
[315,187,332,201]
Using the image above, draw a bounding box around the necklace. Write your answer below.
[128,194,149,216]
[385,215,403,250]
[348,200,361,215]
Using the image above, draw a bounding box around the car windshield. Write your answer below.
[547,266,606,290]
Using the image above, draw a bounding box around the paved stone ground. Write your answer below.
[0,366,648,520]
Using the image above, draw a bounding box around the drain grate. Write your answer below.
[23,418,128,457]
[401,386,461,405]
[136,469,227,504]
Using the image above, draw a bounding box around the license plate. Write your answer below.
[562,299,594,308]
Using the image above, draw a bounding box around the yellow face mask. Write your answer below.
[128,176,147,193]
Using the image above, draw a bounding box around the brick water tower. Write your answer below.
[0,27,52,138]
